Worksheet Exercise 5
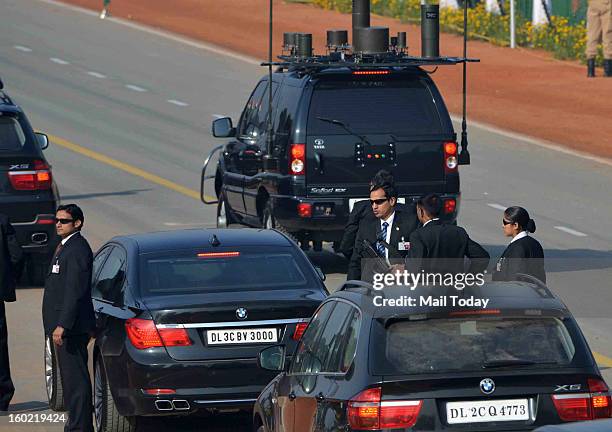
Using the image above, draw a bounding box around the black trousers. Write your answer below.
[56,334,93,432]
[0,302,14,411]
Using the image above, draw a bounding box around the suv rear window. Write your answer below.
[307,78,443,136]
[372,317,580,375]
[140,248,313,295]
[0,116,26,151]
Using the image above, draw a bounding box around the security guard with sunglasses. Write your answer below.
[347,180,419,282]
[43,204,94,432]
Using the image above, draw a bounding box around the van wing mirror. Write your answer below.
[212,117,236,138]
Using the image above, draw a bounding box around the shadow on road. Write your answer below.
[3,401,49,413]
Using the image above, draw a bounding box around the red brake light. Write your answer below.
[552,378,611,421]
[289,144,305,175]
[143,388,176,395]
[444,198,456,215]
[125,319,192,349]
[352,70,390,75]
[348,387,422,430]
[36,215,56,225]
[196,252,240,258]
[444,141,458,174]
[449,309,501,317]
[292,322,308,340]
[297,203,312,218]
[8,159,52,190]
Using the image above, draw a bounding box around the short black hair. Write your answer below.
[370,180,398,200]
[371,169,394,186]
[417,193,442,217]
[56,204,84,229]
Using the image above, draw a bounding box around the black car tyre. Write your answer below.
[45,336,65,411]
[217,193,236,228]
[94,358,136,432]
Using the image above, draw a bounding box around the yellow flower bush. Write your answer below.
[310,0,603,63]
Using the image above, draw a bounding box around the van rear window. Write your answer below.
[0,116,26,151]
[372,317,581,375]
[307,79,443,136]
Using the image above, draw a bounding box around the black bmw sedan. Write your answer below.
[68,228,326,432]
[254,279,611,431]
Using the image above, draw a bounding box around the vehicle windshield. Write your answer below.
[0,115,27,151]
[139,248,314,295]
[307,78,443,136]
[372,316,580,375]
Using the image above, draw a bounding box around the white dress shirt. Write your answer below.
[510,230,528,244]
[61,231,78,246]
[380,212,395,261]
[422,217,440,228]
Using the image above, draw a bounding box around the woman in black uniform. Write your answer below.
[492,206,546,283]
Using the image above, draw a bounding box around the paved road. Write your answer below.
[1,0,611,430]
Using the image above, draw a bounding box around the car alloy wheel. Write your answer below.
[44,337,53,401]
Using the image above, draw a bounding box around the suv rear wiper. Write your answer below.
[482,359,558,369]
[316,116,371,146]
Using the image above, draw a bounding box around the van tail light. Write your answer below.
[348,387,422,430]
[8,159,53,190]
[443,198,457,215]
[292,322,308,340]
[297,203,312,218]
[443,141,458,174]
[552,378,611,421]
[289,144,306,175]
[126,319,192,349]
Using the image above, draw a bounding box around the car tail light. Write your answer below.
[443,198,456,214]
[443,141,458,174]
[196,252,240,258]
[143,388,176,395]
[348,387,422,430]
[552,378,611,421]
[289,144,305,175]
[126,319,192,349]
[352,70,390,75]
[36,215,55,225]
[292,322,308,340]
[8,160,52,191]
[297,203,312,218]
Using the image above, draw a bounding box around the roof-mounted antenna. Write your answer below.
[266,0,274,158]
[459,0,471,165]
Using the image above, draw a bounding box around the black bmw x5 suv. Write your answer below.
[0,78,59,285]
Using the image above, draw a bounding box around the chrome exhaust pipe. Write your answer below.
[172,399,190,411]
[154,400,173,411]
[31,232,48,244]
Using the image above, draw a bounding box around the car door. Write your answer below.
[222,81,267,216]
[274,301,336,432]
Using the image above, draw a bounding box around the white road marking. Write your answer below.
[167,99,189,107]
[14,45,32,52]
[125,84,147,92]
[487,203,507,211]
[87,71,107,79]
[554,226,588,237]
[37,0,612,168]
[50,57,70,65]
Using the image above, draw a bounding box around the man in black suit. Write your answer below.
[0,214,23,412]
[347,180,419,281]
[407,194,490,275]
[42,204,94,432]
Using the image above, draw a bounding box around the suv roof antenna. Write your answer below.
[459,0,471,165]
[266,0,274,158]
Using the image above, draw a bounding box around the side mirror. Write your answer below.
[315,266,326,281]
[258,345,286,371]
[35,132,49,150]
[212,117,236,138]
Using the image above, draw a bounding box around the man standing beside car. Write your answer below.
[42,204,94,432]
[0,213,23,412]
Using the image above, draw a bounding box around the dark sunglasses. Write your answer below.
[55,218,74,225]
[370,198,388,206]
[502,219,514,226]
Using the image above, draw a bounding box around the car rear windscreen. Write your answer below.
[140,249,312,295]
[372,317,581,375]
[0,116,26,151]
[307,78,443,135]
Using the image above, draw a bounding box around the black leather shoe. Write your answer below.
[605,59,611,77]
[587,59,596,78]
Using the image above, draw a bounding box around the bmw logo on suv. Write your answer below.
[480,378,496,395]
[236,307,248,320]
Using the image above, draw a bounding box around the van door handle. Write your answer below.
[314,152,324,174]
[288,392,296,401]
[316,392,325,402]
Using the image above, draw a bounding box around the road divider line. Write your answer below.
[554,226,588,237]
[50,57,70,65]
[87,71,107,79]
[125,84,147,92]
[594,351,612,368]
[14,45,32,52]
[47,133,213,202]
[487,203,506,211]
[167,99,189,107]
